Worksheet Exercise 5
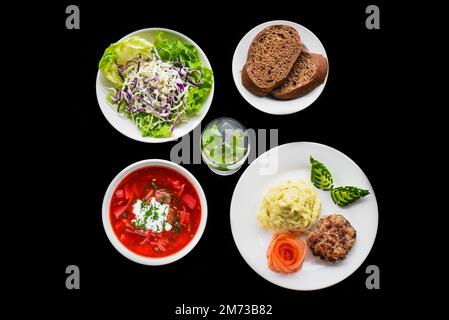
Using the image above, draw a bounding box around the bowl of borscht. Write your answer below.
[102,159,207,265]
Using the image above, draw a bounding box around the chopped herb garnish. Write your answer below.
[131,198,170,233]
[173,224,182,233]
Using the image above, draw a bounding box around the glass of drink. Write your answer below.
[201,117,250,176]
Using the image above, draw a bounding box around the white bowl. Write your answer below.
[232,20,328,115]
[96,28,214,143]
[102,159,208,265]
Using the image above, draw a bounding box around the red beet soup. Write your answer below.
[110,166,202,258]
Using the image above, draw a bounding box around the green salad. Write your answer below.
[98,32,213,138]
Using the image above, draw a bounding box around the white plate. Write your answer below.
[96,28,214,143]
[230,142,378,290]
[232,20,328,115]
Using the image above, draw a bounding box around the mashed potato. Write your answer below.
[258,179,321,232]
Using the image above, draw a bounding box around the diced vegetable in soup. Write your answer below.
[110,166,202,258]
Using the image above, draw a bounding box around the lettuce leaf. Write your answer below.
[154,32,200,68]
[98,36,153,87]
[154,32,213,115]
[132,113,172,138]
[186,67,213,114]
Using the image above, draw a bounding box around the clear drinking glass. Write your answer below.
[201,117,250,176]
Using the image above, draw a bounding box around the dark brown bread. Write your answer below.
[242,25,302,96]
[271,51,328,100]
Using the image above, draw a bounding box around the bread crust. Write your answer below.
[241,25,302,96]
[271,53,328,100]
[242,63,269,96]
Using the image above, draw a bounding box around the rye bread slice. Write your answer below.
[242,25,302,96]
[271,51,328,100]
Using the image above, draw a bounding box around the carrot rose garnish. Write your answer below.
[267,233,307,274]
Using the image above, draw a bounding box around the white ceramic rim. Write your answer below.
[96,27,215,143]
[232,20,328,115]
[102,159,208,265]
[230,142,378,290]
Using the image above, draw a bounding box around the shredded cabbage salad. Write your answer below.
[99,32,213,137]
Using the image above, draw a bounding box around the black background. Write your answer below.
[28,0,403,317]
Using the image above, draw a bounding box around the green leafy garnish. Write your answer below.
[134,202,159,229]
[310,156,334,190]
[160,194,169,203]
[171,214,182,233]
[331,186,370,207]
